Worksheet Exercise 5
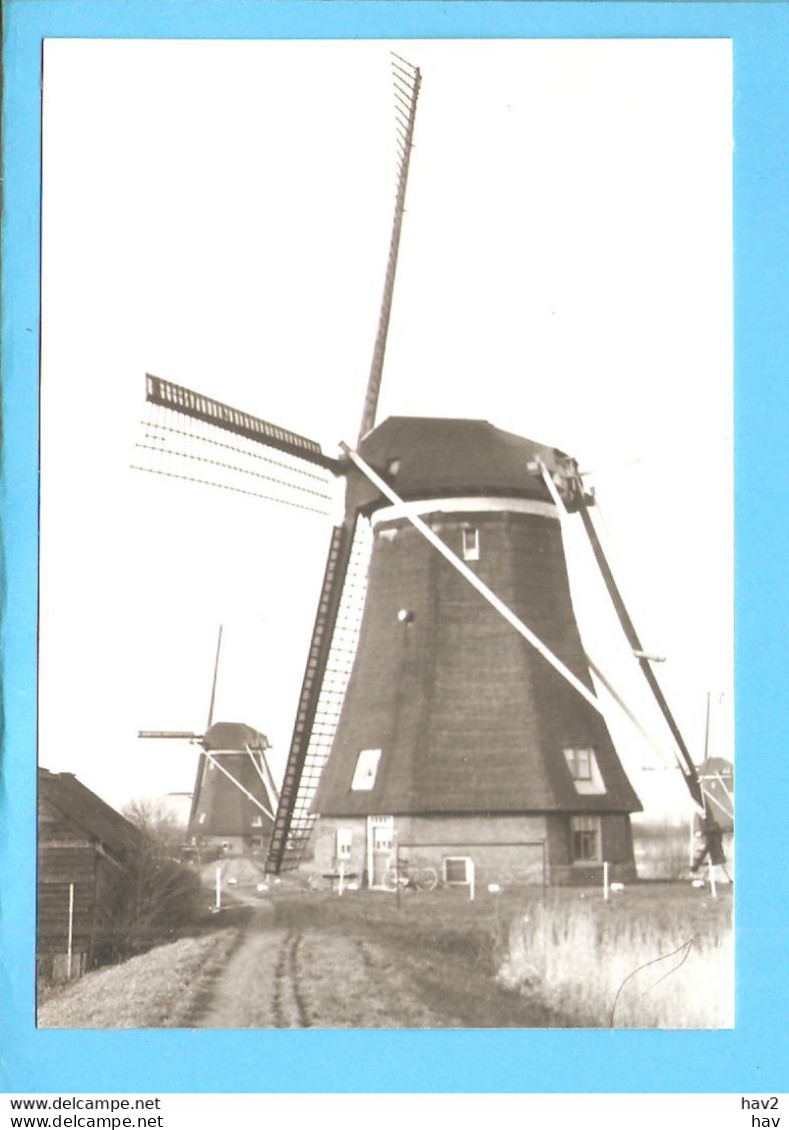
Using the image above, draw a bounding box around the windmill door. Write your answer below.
[368,816,394,887]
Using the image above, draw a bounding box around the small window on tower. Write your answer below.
[462,527,480,561]
[564,747,606,794]
[351,748,382,791]
[565,747,592,780]
[336,828,353,860]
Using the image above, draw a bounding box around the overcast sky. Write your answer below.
[39,38,733,822]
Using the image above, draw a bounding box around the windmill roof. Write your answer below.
[38,768,142,858]
[202,722,270,751]
[352,416,567,509]
[699,757,733,776]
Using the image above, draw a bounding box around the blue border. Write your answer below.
[3,0,787,1093]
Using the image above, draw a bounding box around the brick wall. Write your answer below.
[311,811,637,886]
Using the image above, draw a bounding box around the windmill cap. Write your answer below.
[353,416,572,509]
[698,757,734,779]
[202,721,271,751]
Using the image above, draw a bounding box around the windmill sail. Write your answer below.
[265,517,373,870]
[264,57,421,873]
[573,499,704,809]
[133,374,338,515]
[358,54,421,442]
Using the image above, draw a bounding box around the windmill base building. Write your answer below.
[308,417,642,887]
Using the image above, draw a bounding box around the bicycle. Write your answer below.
[382,862,438,892]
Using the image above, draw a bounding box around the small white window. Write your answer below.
[351,748,382,791]
[336,829,353,861]
[251,815,264,828]
[565,747,592,781]
[198,812,207,825]
[462,528,480,561]
[564,747,606,795]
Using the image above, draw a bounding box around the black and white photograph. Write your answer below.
[36,37,733,1030]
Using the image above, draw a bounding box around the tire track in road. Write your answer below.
[188,900,465,1028]
[179,925,249,1027]
[190,904,285,1028]
[190,905,312,1029]
[272,930,310,1028]
[289,932,311,1028]
[271,934,288,1028]
[296,931,460,1027]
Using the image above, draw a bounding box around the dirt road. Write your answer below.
[188,904,461,1027]
[185,894,562,1028]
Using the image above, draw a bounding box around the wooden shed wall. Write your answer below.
[37,797,127,976]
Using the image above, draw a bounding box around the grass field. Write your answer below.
[299,880,732,1027]
[37,923,243,1028]
[38,877,732,1029]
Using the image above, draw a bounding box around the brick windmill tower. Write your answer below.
[135,55,706,886]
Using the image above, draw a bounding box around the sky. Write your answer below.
[38,38,733,824]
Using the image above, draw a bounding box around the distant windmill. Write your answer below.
[687,693,734,881]
[133,55,712,886]
[138,625,279,858]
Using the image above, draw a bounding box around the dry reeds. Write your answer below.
[498,891,733,1028]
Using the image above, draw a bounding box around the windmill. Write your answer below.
[133,54,714,887]
[138,625,280,859]
[687,693,734,881]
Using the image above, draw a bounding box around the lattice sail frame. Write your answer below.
[133,375,336,517]
[266,517,373,869]
[265,55,422,870]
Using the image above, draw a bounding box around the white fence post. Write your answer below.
[66,883,75,980]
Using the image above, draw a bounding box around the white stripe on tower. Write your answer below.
[370,496,558,527]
